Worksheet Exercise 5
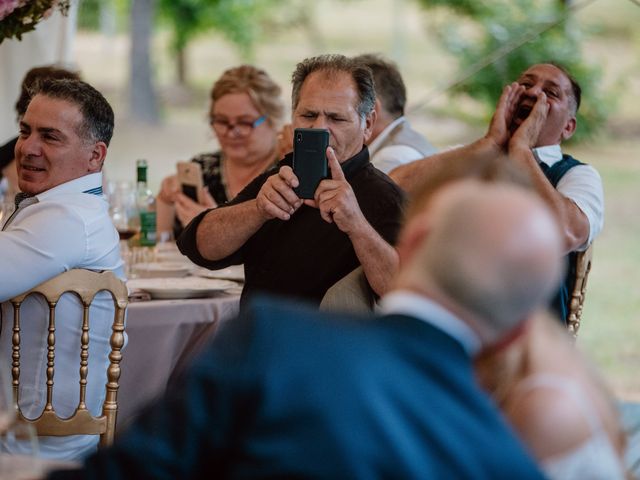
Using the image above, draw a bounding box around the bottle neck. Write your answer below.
[137,170,147,185]
[136,159,148,185]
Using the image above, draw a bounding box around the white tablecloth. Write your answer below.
[117,292,240,429]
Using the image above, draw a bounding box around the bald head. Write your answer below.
[397,180,563,345]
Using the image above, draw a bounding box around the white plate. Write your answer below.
[154,251,190,263]
[132,262,191,278]
[192,265,245,282]
[127,277,238,299]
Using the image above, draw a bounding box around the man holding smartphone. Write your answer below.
[178,54,404,306]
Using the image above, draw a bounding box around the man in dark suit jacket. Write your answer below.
[49,179,562,479]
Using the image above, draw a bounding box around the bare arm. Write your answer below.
[195,199,268,260]
[504,385,592,462]
[388,138,500,193]
[346,218,398,296]
[508,92,589,253]
[389,83,524,193]
[195,166,303,260]
[308,148,397,296]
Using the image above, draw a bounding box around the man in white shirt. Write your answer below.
[390,63,603,322]
[0,78,124,460]
[391,63,602,253]
[354,54,437,173]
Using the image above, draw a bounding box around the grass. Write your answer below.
[73,0,640,399]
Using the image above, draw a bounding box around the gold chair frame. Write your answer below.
[567,244,594,339]
[8,269,127,446]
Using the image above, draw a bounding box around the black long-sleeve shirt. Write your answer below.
[177,147,405,306]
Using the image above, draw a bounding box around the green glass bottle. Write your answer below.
[136,159,157,247]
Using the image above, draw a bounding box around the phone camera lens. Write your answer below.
[297,134,302,142]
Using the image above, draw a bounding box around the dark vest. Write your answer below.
[538,153,585,324]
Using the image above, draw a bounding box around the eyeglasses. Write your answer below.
[209,115,267,136]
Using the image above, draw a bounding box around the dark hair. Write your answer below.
[353,53,406,118]
[291,54,376,118]
[539,62,582,114]
[30,78,115,146]
[15,65,81,119]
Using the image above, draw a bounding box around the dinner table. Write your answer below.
[116,253,243,430]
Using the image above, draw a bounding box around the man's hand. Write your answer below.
[485,82,524,150]
[175,188,217,226]
[509,92,549,150]
[255,166,303,221]
[305,147,365,235]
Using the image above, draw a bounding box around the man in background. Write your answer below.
[391,62,603,322]
[178,54,404,305]
[0,78,123,460]
[0,65,81,202]
[354,53,436,173]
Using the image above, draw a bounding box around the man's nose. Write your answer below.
[525,83,543,97]
[311,116,328,129]
[17,135,41,157]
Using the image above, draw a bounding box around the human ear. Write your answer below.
[362,109,377,144]
[88,141,107,172]
[561,117,577,142]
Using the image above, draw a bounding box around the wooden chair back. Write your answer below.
[567,244,594,338]
[8,269,128,446]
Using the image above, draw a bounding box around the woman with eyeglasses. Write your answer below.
[157,65,285,238]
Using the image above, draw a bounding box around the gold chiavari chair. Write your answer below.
[8,269,127,446]
[567,243,594,339]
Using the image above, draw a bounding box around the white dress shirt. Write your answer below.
[368,117,436,174]
[0,172,125,460]
[533,145,604,250]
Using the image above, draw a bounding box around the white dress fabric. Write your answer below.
[515,373,625,480]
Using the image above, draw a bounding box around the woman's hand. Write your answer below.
[157,174,180,204]
[175,188,217,227]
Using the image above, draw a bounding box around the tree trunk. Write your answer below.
[129,0,159,124]
[177,46,187,86]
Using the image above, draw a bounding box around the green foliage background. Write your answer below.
[415,0,612,141]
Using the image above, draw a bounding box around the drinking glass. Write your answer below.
[0,369,39,477]
[108,181,139,275]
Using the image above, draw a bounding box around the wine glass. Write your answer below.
[108,181,140,275]
[0,368,15,443]
[0,368,39,475]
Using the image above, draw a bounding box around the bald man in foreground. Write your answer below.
[49,179,561,479]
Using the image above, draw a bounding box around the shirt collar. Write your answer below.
[532,144,563,167]
[378,290,481,356]
[36,172,104,202]
[368,116,405,155]
[340,145,370,179]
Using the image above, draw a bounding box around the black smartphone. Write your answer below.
[292,128,329,199]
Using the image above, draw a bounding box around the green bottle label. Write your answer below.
[139,211,157,246]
